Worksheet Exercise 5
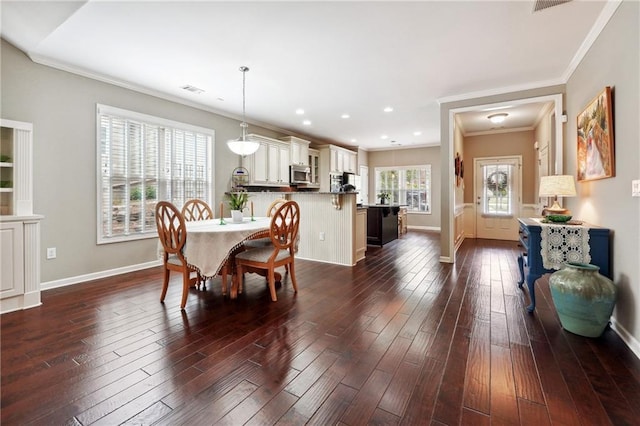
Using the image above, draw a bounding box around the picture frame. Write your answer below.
[577,86,614,181]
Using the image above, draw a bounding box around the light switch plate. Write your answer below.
[633,180,640,197]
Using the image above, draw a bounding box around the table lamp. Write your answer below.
[538,175,576,215]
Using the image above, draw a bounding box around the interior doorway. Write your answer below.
[474,156,522,241]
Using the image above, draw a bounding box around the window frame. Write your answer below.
[96,104,214,244]
[374,164,432,214]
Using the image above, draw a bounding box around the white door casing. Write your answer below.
[474,156,522,241]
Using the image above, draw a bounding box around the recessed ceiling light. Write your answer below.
[303,120,312,126]
[295,108,305,115]
[413,131,422,136]
[383,106,394,113]
[488,113,508,124]
[341,114,350,119]
[380,134,388,139]
[350,139,357,143]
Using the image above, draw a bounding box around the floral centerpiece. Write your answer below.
[227,191,249,222]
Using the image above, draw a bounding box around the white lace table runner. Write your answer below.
[539,221,591,270]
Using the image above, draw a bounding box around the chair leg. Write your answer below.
[160,267,170,302]
[289,261,298,293]
[180,269,190,310]
[267,268,277,302]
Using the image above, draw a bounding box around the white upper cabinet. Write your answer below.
[280,136,310,166]
[1,119,34,216]
[243,134,291,186]
[317,144,358,191]
[308,148,320,187]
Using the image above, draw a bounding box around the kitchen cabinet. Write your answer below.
[308,148,320,187]
[244,134,290,186]
[317,144,358,191]
[1,119,42,314]
[280,136,310,166]
[355,208,367,262]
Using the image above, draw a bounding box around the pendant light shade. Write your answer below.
[227,66,260,156]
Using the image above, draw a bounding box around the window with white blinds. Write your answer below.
[374,165,431,213]
[97,104,214,244]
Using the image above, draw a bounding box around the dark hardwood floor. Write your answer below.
[2,231,640,425]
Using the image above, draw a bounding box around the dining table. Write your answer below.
[183,216,276,298]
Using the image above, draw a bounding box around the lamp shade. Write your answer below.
[227,138,260,156]
[539,175,577,197]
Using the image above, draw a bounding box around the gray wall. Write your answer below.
[565,1,640,343]
[0,40,282,283]
[463,130,537,204]
[368,147,441,228]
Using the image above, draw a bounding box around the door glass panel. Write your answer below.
[482,163,513,216]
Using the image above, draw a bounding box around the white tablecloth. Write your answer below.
[183,217,270,278]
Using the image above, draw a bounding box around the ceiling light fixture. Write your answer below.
[383,106,394,112]
[413,131,422,136]
[341,114,350,119]
[295,108,305,115]
[303,120,312,126]
[488,113,508,124]
[227,66,260,156]
[181,85,205,94]
[380,135,388,139]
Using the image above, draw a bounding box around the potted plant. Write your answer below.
[378,192,390,205]
[228,191,249,222]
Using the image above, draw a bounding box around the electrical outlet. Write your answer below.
[319,232,325,241]
[632,180,640,197]
[46,247,56,259]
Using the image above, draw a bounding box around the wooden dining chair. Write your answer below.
[181,199,214,221]
[155,201,198,310]
[235,200,300,302]
[243,198,287,248]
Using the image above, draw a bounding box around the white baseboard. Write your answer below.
[408,225,440,232]
[439,256,453,263]
[40,260,162,291]
[295,256,352,267]
[610,318,640,360]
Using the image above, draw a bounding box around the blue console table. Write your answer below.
[517,218,611,313]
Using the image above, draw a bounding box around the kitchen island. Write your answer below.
[367,205,401,246]
[242,191,364,266]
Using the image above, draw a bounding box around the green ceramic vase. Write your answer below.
[549,262,616,337]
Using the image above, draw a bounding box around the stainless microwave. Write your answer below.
[290,164,311,184]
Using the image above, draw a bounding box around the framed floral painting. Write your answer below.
[577,86,614,181]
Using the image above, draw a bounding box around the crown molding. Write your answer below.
[561,0,623,82]
[464,126,534,138]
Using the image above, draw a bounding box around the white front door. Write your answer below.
[475,157,521,241]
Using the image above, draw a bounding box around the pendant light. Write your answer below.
[227,66,260,156]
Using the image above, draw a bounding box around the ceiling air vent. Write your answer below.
[181,85,205,94]
[533,0,572,12]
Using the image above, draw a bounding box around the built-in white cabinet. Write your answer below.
[244,134,290,186]
[355,208,367,263]
[280,136,310,166]
[0,119,43,314]
[308,148,320,187]
[317,144,358,191]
